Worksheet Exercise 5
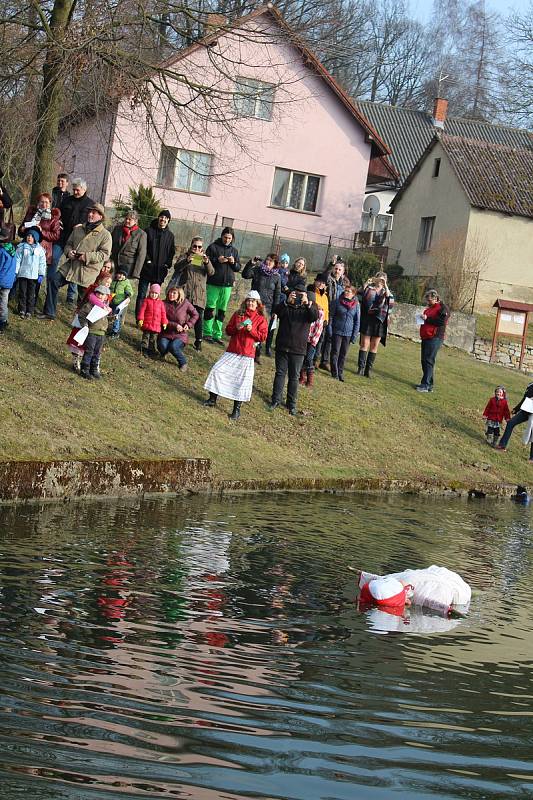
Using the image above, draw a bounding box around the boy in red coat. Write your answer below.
[483,386,511,446]
[137,283,168,357]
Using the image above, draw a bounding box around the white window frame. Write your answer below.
[270,168,322,214]
[234,76,275,121]
[157,146,212,194]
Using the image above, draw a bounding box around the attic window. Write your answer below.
[234,77,275,121]
[433,158,441,178]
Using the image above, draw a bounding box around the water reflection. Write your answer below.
[0,493,531,798]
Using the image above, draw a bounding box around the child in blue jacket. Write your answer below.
[329,284,360,381]
[0,230,17,332]
[15,227,47,318]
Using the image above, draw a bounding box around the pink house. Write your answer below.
[57,6,395,241]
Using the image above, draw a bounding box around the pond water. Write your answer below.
[0,493,532,800]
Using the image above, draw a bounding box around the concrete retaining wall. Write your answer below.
[0,459,211,502]
[388,303,476,353]
[0,459,520,505]
[473,337,533,373]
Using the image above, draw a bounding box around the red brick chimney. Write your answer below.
[432,97,448,129]
[206,13,227,29]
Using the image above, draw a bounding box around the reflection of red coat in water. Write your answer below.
[97,552,133,621]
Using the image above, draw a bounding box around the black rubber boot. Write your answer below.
[357,350,368,376]
[203,392,218,407]
[90,359,102,379]
[229,401,241,421]
[364,351,376,378]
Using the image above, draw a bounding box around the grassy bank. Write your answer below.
[1,299,531,487]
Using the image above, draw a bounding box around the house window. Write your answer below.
[234,77,275,120]
[433,158,441,177]
[271,168,321,213]
[417,216,435,252]
[158,146,211,193]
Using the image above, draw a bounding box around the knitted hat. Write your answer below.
[115,267,129,277]
[25,227,41,243]
[279,253,290,264]
[159,210,171,220]
[95,284,110,295]
[246,290,261,301]
[150,283,161,293]
[315,272,327,284]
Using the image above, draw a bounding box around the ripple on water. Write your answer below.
[0,493,532,799]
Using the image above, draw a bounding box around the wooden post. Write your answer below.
[490,308,500,363]
[519,312,529,370]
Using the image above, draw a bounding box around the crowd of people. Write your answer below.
[1,173,532,460]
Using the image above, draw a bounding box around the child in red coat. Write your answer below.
[137,283,168,357]
[483,385,511,446]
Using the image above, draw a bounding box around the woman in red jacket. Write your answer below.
[18,192,61,304]
[203,290,268,421]
[417,289,449,393]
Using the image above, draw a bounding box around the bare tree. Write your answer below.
[423,0,506,120]
[0,1,304,200]
[432,230,488,311]
[500,2,533,128]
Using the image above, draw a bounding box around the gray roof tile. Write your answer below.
[353,100,533,184]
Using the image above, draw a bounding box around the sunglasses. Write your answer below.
[191,245,203,250]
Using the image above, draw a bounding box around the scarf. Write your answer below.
[259,261,274,276]
[121,224,138,244]
[85,220,101,232]
[1,243,15,256]
[340,295,357,309]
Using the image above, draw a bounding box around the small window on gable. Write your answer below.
[234,77,275,121]
[433,158,441,177]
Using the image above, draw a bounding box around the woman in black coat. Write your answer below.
[242,252,281,362]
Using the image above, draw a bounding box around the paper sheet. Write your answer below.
[73,326,89,345]
[415,312,425,326]
[270,317,278,331]
[86,304,111,323]
[115,297,130,312]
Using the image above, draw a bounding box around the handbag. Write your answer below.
[520,397,533,413]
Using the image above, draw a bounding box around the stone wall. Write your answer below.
[0,458,212,503]
[388,303,476,353]
[473,338,533,373]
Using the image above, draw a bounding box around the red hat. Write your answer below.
[359,576,409,611]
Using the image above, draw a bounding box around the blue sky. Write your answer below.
[410,0,531,22]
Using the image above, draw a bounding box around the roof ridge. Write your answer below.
[441,134,533,154]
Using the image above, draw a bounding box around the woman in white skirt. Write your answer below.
[204,290,268,420]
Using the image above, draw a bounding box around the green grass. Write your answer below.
[1,296,532,488]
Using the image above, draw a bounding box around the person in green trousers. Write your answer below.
[204,227,241,344]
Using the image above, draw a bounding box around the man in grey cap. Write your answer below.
[40,203,112,320]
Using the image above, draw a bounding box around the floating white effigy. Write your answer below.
[358,565,471,616]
